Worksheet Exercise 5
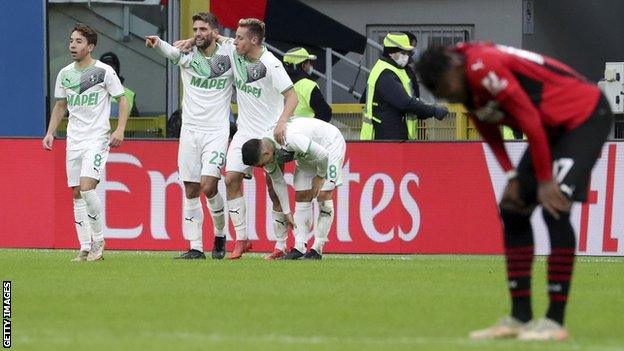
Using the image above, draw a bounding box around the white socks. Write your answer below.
[73,198,92,251]
[293,202,313,253]
[312,200,334,254]
[183,197,204,251]
[80,190,104,242]
[227,196,247,240]
[272,211,288,251]
[206,193,225,237]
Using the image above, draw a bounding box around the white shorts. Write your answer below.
[178,127,229,182]
[225,131,255,175]
[294,137,346,192]
[66,139,110,187]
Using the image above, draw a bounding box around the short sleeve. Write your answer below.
[105,68,125,98]
[269,60,294,94]
[54,71,67,99]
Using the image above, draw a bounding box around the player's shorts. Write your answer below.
[225,130,255,176]
[66,138,110,187]
[178,126,229,182]
[516,94,612,204]
[293,136,346,192]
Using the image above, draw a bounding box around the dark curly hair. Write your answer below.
[415,45,452,93]
[241,139,263,166]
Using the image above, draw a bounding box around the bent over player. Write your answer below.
[417,42,612,341]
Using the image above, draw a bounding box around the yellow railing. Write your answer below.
[56,116,167,138]
[53,104,482,141]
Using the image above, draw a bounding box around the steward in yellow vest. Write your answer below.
[361,33,448,140]
[283,47,332,121]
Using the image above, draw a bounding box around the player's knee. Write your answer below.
[542,210,575,248]
[184,185,201,199]
[72,187,82,199]
[224,173,242,190]
[295,191,313,202]
[201,181,218,198]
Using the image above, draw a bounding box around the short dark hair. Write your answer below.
[415,45,452,93]
[72,23,98,46]
[238,18,265,41]
[241,139,263,166]
[192,12,219,29]
[100,52,120,72]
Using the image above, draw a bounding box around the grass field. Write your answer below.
[2,250,623,351]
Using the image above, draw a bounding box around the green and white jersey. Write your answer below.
[263,117,342,176]
[55,60,124,150]
[222,39,293,135]
[158,39,233,132]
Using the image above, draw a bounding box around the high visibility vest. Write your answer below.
[112,86,135,116]
[293,78,317,117]
[361,60,413,140]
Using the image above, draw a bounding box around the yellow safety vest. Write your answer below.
[112,86,135,116]
[293,78,317,117]
[361,60,414,140]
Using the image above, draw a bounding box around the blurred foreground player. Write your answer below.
[417,42,612,341]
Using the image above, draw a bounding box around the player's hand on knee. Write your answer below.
[311,176,325,199]
[501,178,523,209]
[42,134,54,150]
[284,212,296,229]
[538,180,571,220]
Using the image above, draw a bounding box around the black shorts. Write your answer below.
[516,94,613,204]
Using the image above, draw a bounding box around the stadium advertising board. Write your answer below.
[1,140,622,256]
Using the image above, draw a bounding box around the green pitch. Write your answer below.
[3,250,623,351]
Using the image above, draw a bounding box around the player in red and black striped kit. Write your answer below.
[416,42,612,341]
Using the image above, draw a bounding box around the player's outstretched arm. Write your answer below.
[43,100,67,150]
[146,36,182,62]
[110,95,129,148]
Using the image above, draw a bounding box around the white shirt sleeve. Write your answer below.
[285,133,329,178]
[270,60,294,94]
[54,71,66,99]
[154,37,181,61]
[105,68,125,98]
[265,165,291,214]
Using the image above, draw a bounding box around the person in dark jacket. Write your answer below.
[361,32,448,140]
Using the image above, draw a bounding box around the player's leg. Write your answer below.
[79,141,109,261]
[67,149,92,261]
[305,139,345,259]
[176,128,206,259]
[305,190,334,260]
[264,168,291,260]
[519,94,612,341]
[199,129,228,259]
[201,176,226,259]
[471,151,537,339]
[280,189,312,260]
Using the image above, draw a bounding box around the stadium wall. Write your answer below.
[1,139,622,256]
[0,1,46,137]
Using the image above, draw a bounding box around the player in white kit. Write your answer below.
[43,23,129,261]
[146,12,232,259]
[178,18,299,259]
[241,117,346,259]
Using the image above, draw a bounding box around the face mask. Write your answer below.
[392,53,409,67]
[306,65,313,75]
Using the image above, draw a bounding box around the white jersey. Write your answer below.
[55,60,124,150]
[158,39,233,132]
[264,117,343,175]
[222,39,293,135]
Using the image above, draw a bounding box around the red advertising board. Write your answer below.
[1,139,622,255]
